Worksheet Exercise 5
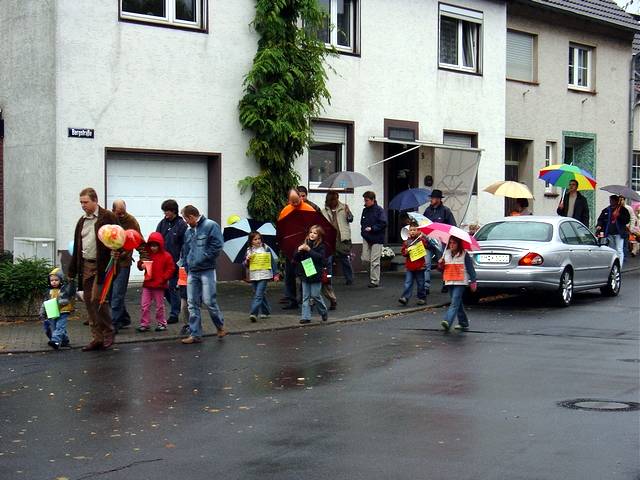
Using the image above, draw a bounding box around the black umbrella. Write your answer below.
[600,185,640,202]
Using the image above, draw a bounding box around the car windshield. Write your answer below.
[475,221,553,242]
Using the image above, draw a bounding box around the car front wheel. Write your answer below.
[600,263,621,297]
[555,268,573,307]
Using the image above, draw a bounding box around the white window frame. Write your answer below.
[120,0,204,29]
[438,3,483,73]
[308,122,348,190]
[544,142,557,194]
[318,0,358,53]
[632,151,640,192]
[568,43,593,91]
[506,30,536,82]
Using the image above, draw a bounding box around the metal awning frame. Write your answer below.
[367,136,483,169]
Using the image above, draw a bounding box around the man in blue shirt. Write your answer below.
[179,205,226,344]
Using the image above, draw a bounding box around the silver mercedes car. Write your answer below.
[471,216,621,306]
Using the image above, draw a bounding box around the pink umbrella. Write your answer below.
[418,222,481,251]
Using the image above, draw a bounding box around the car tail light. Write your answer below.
[519,252,544,266]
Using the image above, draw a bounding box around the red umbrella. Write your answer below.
[277,207,337,260]
[418,222,480,251]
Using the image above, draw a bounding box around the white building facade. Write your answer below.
[0,0,636,279]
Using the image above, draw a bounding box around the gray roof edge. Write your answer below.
[523,0,640,32]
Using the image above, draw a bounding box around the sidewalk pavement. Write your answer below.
[2,255,638,354]
[0,270,450,354]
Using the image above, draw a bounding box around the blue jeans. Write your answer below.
[607,234,625,267]
[402,270,426,300]
[187,269,224,338]
[110,266,131,327]
[164,272,181,318]
[250,280,271,316]
[424,251,432,292]
[50,312,70,344]
[301,281,327,320]
[444,285,468,328]
[334,254,353,284]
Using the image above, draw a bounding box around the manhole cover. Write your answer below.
[558,399,640,412]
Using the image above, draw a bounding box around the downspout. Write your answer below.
[629,52,638,188]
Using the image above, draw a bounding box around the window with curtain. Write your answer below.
[309,122,348,188]
[633,152,640,192]
[568,44,593,90]
[315,0,358,53]
[443,131,478,194]
[438,4,482,73]
[507,30,535,82]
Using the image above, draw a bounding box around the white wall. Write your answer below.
[0,0,57,247]
[506,9,635,218]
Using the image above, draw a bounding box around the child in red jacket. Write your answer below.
[398,221,429,306]
[137,232,175,332]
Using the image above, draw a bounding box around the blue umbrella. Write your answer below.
[389,188,432,211]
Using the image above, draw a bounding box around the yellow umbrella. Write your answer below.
[483,181,533,199]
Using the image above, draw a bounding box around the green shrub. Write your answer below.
[0,258,51,305]
[0,250,13,264]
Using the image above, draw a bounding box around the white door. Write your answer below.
[106,152,209,281]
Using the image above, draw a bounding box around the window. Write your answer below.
[544,142,556,194]
[475,221,553,242]
[573,222,597,246]
[506,30,535,82]
[444,131,478,194]
[559,222,581,245]
[568,44,593,90]
[120,0,204,29]
[633,152,640,192]
[309,122,349,189]
[316,0,358,53]
[439,3,483,73]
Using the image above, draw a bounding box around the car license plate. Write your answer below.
[477,254,510,264]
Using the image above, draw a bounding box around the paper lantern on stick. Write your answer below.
[98,224,125,250]
[122,229,143,251]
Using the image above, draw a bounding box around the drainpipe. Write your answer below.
[630,53,639,189]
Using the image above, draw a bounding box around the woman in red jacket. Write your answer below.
[137,232,175,332]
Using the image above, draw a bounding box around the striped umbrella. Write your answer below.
[223,218,278,264]
[538,164,596,190]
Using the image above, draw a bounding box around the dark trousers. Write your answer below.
[82,261,114,343]
[284,258,298,305]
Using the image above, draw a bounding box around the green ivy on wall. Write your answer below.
[238,0,334,222]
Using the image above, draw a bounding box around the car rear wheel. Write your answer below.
[600,263,621,297]
[555,268,573,307]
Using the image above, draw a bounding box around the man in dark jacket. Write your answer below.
[156,199,188,324]
[179,205,226,344]
[557,179,590,226]
[110,199,144,332]
[596,195,631,266]
[360,191,387,288]
[423,189,457,226]
[68,187,118,351]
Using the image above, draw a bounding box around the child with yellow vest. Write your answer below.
[438,236,477,332]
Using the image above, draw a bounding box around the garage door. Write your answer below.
[106,151,208,281]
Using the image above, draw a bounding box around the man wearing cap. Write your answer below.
[423,189,457,226]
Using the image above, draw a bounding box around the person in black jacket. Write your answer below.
[557,180,590,226]
[155,199,188,325]
[596,195,631,266]
[295,225,328,324]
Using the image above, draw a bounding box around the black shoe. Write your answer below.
[167,316,179,324]
[321,313,328,322]
[368,283,379,288]
[299,319,311,324]
[61,339,70,348]
[180,325,191,336]
[48,340,59,350]
[282,303,299,310]
[329,302,337,311]
[398,297,408,305]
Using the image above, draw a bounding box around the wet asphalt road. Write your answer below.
[1,273,638,480]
